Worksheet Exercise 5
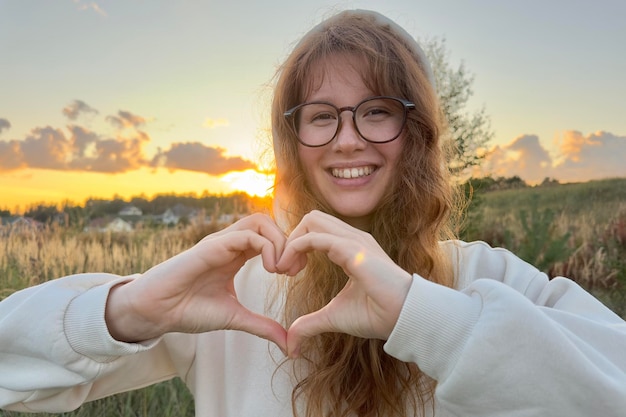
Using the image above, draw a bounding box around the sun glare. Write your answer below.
[220,169,275,197]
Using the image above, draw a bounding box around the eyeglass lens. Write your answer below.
[292,97,406,146]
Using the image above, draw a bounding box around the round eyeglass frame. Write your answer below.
[283,95,416,147]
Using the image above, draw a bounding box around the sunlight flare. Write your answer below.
[353,251,365,267]
[220,169,275,197]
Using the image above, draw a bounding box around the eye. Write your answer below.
[297,104,338,126]
[364,107,391,117]
[310,112,337,123]
[360,104,393,120]
[358,98,403,121]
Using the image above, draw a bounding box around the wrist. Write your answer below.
[105,281,165,342]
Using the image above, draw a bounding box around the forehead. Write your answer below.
[302,53,375,100]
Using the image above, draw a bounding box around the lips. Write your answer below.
[331,166,375,179]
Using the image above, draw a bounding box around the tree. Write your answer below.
[421,38,493,176]
[24,204,59,223]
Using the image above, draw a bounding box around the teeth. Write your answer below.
[332,166,374,179]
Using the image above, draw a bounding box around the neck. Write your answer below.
[339,214,372,232]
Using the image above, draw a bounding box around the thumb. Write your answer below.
[286,309,334,358]
[233,310,288,354]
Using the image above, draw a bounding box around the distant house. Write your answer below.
[119,206,142,216]
[161,209,180,226]
[0,216,19,227]
[106,217,133,232]
[85,217,133,233]
[171,204,197,219]
[12,217,43,228]
[0,216,44,234]
[217,213,237,225]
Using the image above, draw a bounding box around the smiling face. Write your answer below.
[296,54,405,230]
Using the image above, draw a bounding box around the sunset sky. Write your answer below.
[1,0,625,212]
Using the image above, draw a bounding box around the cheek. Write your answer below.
[297,146,327,194]
[385,138,405,167]
[297,147,321,178]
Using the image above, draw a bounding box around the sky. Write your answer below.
[1,0,625,212]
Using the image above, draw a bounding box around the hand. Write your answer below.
[106,213,300,352]
[276,210,413,358]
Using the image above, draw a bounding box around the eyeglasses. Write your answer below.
[284,96,415,147]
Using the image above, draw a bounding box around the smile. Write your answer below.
[331,166,375,179]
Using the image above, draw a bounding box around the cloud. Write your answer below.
[62,100,99,120]
[21,126,74,170]
[0,118,10,135]
[203,118,230,129]
[0,125,148,174]
[552,131,626,181]
[476,131,626,183]
[66,125,147,173]
[151,142,256,175]
[0,140,24,171]
[0,103,258,176]
[106,110,147,129]
[476,135,554,183]
[73,0,107,17]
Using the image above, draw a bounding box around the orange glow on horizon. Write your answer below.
[220,169,275,198]
[0,168,258,214]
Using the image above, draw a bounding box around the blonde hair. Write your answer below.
[271,10,459,417]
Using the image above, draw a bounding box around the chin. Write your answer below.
[332,205,375,227]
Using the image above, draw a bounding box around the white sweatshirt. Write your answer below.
[1,240,625,416]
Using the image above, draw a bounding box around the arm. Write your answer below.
[1,213,291,412]
[384,241,626,417]
[0,273,180,413]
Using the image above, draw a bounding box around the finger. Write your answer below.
[187,230,278,275]
[286,308,334,358]
[278,232,356,273]
[286,251,308,276]
[276,247,308,276]
[231,309,288,354]
[221,230,282,272]
[280,211,365,265]
[225,213,288,261]
[285,210,355,244]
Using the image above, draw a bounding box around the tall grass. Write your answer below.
[0,224,223,417]
[1,179,625,415]
[462,178,626,317]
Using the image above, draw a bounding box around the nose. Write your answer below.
[333,112,365,152]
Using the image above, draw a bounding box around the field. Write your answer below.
[0,225,211,417]
[1,177,625,416]
[461,177,626,314]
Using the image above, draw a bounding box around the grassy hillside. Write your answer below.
[462,177,626,316]
[477,177,626,221]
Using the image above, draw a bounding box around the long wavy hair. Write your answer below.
[270,10,460,417]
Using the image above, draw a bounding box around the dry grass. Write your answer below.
[464,178,626,316]
[1,223,222,295]
[1,180,625,415]
[0,223,227,417]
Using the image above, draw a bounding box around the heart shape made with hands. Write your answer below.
[119,212,412,358]
[227,211,413,358]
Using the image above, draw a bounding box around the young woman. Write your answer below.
[1,9,625,417]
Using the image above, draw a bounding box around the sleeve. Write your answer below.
[383,240,626,417]
[0,273,194,413]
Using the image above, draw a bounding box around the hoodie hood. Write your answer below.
[271,10,436,229]
[292,10,436,89]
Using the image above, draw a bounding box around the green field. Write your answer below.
[462,177,626,314]
[1,177,625,416]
